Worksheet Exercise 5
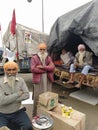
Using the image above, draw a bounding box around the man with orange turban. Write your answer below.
[31,42,55,116]
[0,61,33,130]
[67,44,93,88]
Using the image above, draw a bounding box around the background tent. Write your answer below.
[48,0,98,61]
[3,23,49,60]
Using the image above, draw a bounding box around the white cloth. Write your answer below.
[38,52,48,65]
[60,52,71,65]
[78,51,86,66]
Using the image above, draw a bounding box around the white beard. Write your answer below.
[38,52,48,65]
[78,51,86,65]
[7,76,16,88]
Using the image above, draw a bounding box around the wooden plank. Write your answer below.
[54,67,98,88]
[54,80,75,89]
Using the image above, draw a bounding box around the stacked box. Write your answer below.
[37,103,86,130]
[39,91,58,110]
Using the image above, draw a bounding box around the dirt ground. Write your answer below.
[19,73,98,130]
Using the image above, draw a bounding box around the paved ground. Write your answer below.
[17,73,98,130]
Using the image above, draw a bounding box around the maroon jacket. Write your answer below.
[30,54,55,83]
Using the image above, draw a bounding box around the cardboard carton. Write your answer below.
[39,91,58,110]
[37,103,86,130]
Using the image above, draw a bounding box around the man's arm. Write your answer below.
[0,86,23,105]
[16,77,30,102]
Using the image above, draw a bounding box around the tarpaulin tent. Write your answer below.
[3,23,49,60]
[48,0,98,103]
[3,23,49,71]
[48,0,98,61]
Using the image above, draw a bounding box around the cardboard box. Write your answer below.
[39,91,58,110]
[37,103,86,130]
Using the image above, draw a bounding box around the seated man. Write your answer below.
[67,44,93,88]
[0,61,33,130]
[60,49,74,68]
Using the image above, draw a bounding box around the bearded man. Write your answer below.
[67,44,93,88]
[0,61,33,130]
[31,42,55,116]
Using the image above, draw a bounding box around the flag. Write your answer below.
[15,52,19,58]
[10,9,19,61]
[10,9,16,35]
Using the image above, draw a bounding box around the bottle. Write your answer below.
[65,108,70,118]
[68,106,73,113]
[65,106,73,118]
[61,104,66,117]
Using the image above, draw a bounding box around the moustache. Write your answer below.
[8,74,16,77]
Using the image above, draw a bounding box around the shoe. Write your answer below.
[66,80,74,84]
[75,84,81,88]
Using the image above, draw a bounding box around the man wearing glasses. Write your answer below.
[31,42,55,117]
[0,61,33,130]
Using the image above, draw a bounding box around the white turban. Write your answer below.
[78,44,85,51]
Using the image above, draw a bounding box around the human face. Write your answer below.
[5,67,17,76]
[62,49,67,54]
[79,48,85,52]
[39,48,46,54]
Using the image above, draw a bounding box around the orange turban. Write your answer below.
[38,42,47,49]
[3,61,19,71]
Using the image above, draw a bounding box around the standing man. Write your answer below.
[67,44,93,88]
[31,42,55,116]
[0,61,33,130]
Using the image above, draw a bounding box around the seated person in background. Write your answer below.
[67,44,93,88]
[0,61,33,130]
[51,51,63,65]
[60,49,74,68]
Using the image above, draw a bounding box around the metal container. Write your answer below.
[32,114,54,130]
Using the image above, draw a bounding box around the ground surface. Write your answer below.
[2,72,97,130]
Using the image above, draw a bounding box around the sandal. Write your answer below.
[67,80,74,84]
[75,84,81,88]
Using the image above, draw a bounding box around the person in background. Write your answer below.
[67,44,93,88]
[0,61,33,130]
[60,48,74,68]
[30,42,55,116]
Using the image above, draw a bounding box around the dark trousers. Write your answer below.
[0,108,33,130]
[8,122,21,130]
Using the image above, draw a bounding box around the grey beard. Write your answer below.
[7,76,16,88]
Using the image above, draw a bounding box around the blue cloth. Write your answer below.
[70,63,94,75]
[0,108,33,130]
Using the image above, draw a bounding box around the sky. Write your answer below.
[0,0,92,37]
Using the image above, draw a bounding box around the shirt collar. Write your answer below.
[3,76,19,84]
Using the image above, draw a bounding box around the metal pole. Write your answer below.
[42,0,44,32]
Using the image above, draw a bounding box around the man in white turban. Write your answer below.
[67,44,93,88]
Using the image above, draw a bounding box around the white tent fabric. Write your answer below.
[3,23,49,59]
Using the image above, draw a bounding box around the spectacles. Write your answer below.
[40,49,46,51]
[7,68,17,71]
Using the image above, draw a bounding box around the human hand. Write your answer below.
[18,90,24,96]
[37,65,44,69]
[74,63,79,68]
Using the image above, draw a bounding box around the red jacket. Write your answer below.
[30,54,55,83]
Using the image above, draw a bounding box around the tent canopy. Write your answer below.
[3,23,49,59]
[48,0,98,58]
